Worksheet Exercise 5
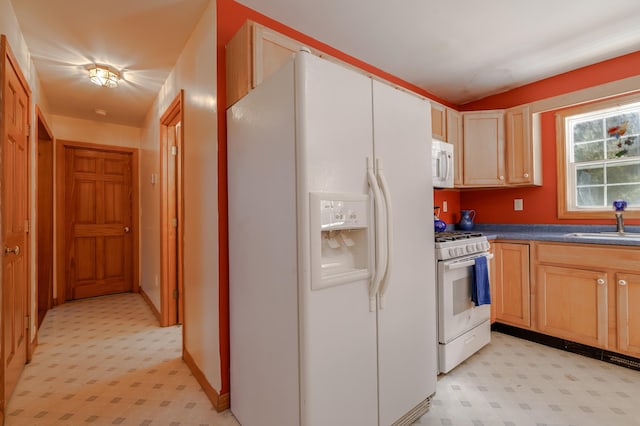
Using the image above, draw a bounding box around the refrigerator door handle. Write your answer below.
[367,157,386,312]
[376,158,393,308]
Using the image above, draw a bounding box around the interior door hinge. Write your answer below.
[171,146,178,156]
[173,289,178,299]
[24,219,29,233]
[172,218,178,228]
[26,315,30,330]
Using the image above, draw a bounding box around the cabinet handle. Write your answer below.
[499,175,504,180]
[597,278,606,285]
[4,246,19,255]
[619,279,627,286]
[523,173,529,178]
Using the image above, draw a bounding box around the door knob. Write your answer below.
[597,278,606,285]
[619,279,627,286]
[4,246,19,255]
[124,226,130,233]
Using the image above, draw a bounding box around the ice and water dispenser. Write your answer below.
[310,192,370,290]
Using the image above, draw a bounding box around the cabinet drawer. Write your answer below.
[535,242,640,271]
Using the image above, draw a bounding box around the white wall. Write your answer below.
[50,115,141,148]
[140,1,220,390]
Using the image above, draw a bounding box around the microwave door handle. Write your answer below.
[445,253,494,271]
[441,151,449,181]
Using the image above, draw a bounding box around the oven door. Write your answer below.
[437,252,492,344]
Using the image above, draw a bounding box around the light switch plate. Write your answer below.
[443,201,448,212]
[514,199,523,211]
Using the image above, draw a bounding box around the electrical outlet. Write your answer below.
[514,199,524,211]
[443,201,448,212]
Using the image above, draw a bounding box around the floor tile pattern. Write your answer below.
[415,331,640,426]
[8,294,640,425]
[5,293,240,426]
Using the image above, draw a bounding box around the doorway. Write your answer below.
[55,141,139,303]
[36,107,54,327]
[160,91,184,326]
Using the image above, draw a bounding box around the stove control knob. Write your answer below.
[466,245,474,253]
[476,243,483,250]
[449,248,455,257]
[457,247,464,256]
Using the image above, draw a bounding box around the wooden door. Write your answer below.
[494,242,531,328]
[65,147,133,300]
[1,35,30,407]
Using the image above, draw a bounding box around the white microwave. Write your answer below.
[432,140,454,188]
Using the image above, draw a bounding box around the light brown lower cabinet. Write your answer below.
[616,272,640,355]
[493,242,530,328]
[489,241,640,359]
[536,264,608,348]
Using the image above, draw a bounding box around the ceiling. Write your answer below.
[10,0,640,128]
[10,0,210,127]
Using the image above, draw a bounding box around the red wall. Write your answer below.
[459,52,640,225]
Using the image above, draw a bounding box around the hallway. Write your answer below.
[5,293,240,426]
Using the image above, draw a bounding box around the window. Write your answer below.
[557,94,640,219]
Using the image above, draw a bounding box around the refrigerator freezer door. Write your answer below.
[372,80,438,426]
[295,53,379,426]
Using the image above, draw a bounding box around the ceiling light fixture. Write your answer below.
[88,65,120,88]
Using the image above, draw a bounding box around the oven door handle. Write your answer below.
[445,253,494,271]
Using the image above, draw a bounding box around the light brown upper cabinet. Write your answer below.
[226,21,309,107]
[446,108,464,186]
[430,103,447,141]
[457,106,541,188]
[505,105,542,186]
[462,110,506,186]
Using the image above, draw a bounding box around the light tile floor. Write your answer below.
[8,293,640,425]
[6,293,239,426]
[415,332,640,426]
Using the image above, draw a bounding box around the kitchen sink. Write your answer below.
[565,232,640,241]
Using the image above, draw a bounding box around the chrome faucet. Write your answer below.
[613,200,627,233]
[616,212,625,233]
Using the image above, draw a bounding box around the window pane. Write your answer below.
[606,162,640,184]
[606,136,639,159]
[574,141,604,162]
[573,119,603,142]
[605,113,640,135]
[577,186,604,207]
[576,166,604,185]
[607,184,640,205]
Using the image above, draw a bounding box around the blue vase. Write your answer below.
[458,209,476,231]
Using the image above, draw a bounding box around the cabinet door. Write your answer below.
[430,103,447,141]
[446,108,464,187]
[462,111,505,186]
[536,265,607,348]
[494,242,530,328]
[505,105,533,185]
[225,21,305,106]
[616,273,640,356]
[252,25,302,88]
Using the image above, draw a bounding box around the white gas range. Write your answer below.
[435,231,492,373]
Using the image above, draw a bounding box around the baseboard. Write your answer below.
[492,322,640,371]
[139,288,162,323]
[183,347,230,412]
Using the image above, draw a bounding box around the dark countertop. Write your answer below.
[465,224,640,247]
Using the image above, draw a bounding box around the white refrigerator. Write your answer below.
[228,51,437,426]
